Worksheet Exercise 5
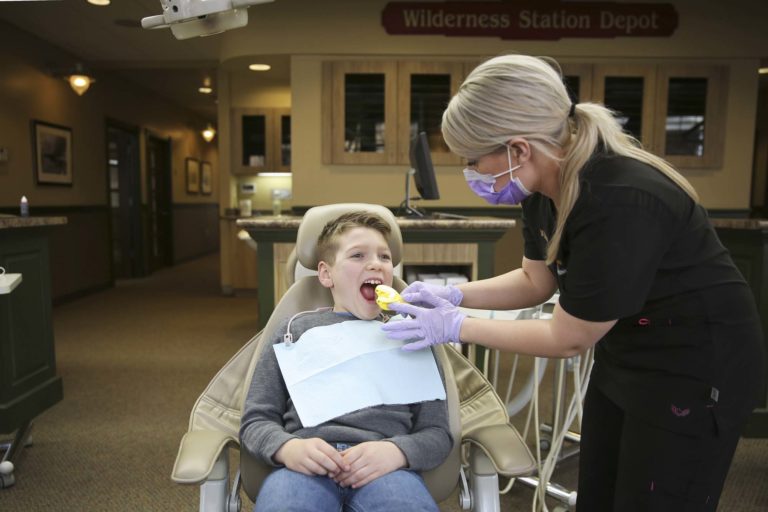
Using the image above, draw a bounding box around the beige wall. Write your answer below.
[216,0,768,211]
[0,22,219,210]
[221,1,768,61]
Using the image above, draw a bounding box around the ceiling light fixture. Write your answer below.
[199,76,213,94]
[69,74,93,96]
[87,0,111,5]
[65,63,95,96]
[248,64,271,71]
[202,124,216,142]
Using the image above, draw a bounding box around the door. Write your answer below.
[106,122,143,278]
[146,133,173,271]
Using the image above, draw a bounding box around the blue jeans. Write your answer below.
[253,468,439,512]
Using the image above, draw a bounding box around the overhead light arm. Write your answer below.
[141,0,274,40]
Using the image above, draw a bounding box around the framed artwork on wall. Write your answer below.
[186,157,200,194]
[32,120,73,186]
[200,161,212,195]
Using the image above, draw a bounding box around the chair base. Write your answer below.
[0,420,34,489]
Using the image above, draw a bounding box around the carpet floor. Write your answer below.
[1,253,765,511]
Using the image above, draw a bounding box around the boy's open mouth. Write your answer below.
[360,279,383,301]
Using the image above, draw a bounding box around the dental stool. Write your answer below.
[171,203,535,511]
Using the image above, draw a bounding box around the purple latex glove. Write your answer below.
[381,289,467,351]
[400,281,464,307]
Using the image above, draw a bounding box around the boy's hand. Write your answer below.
[274,438,349,477]
[333,441,407,488]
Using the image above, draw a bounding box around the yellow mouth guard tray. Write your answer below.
[375,284,405,311]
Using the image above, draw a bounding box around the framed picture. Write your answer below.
[186,157,200,194]
[200,161,213,195]
[32,120,73,186]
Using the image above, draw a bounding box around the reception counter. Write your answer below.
[1,216,66,486]
[711,218,768,437]
[237,215,516,330]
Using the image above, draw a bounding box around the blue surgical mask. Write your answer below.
[463,145,531,205]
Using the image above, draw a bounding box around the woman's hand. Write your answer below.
[333,441,407,488]
[382,289,466,350]
[274,438,349,477]
[400,281,464,307]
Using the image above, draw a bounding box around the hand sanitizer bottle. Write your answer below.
[20,196,29,217]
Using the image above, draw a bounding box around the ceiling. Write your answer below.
[0,0,289,121]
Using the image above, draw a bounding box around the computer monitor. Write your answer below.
[410,131,439,201]
[402,132,439,217]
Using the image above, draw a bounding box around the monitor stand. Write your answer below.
[400,169,469,220]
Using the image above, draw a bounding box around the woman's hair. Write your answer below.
[442,54,699,264]
[316,211,392,264]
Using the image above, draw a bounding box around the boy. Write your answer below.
[239,211,452,512]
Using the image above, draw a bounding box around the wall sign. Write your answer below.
[382,1,678,40]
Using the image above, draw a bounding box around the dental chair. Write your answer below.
[171,203,535,511]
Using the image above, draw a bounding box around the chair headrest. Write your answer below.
[296,204,403,270]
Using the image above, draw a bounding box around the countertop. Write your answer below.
[710,218,768,230]
[236,215,516,230]
[231,213,768,230]
[0,216,67,230]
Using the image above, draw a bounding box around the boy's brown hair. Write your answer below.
[316,211,392,265]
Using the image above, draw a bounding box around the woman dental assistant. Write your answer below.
[382,54,765,511]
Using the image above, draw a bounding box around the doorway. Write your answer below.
[106,121,144,279]
[752,70,768,216]
[146,133,174,272]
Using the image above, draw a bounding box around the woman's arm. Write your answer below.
[457,257,558,311]
[460,302,617,358]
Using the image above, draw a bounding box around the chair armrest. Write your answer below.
[463,424,536,477]
[171,430,238,484]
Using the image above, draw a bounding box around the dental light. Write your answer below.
[142,0,274,40]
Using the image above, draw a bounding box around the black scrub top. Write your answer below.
[521,152,764,435]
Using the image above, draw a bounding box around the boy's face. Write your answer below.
[317,227,394,320]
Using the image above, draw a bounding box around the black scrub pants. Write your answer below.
[576,384,743,512]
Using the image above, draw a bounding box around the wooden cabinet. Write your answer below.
[592,63,727,168]
[323,60,465,166]
[322,58,729,171]
[0,223,64,452]
[231,108,291,174]
[652,65,727,168]
[560,63,594,103]
[593,64,658,147]
[397,61,464,166]
[324,61,398,165]
[274,107,292,172]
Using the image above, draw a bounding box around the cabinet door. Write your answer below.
[328,61,398,165]
[593,65,656,147]
[232,108,273,174]
[653,66,727,168]
[272,108,291,172]
[397,61,464,166]
[560,63,593,103]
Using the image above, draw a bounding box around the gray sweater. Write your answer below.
[239,311,452,472]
